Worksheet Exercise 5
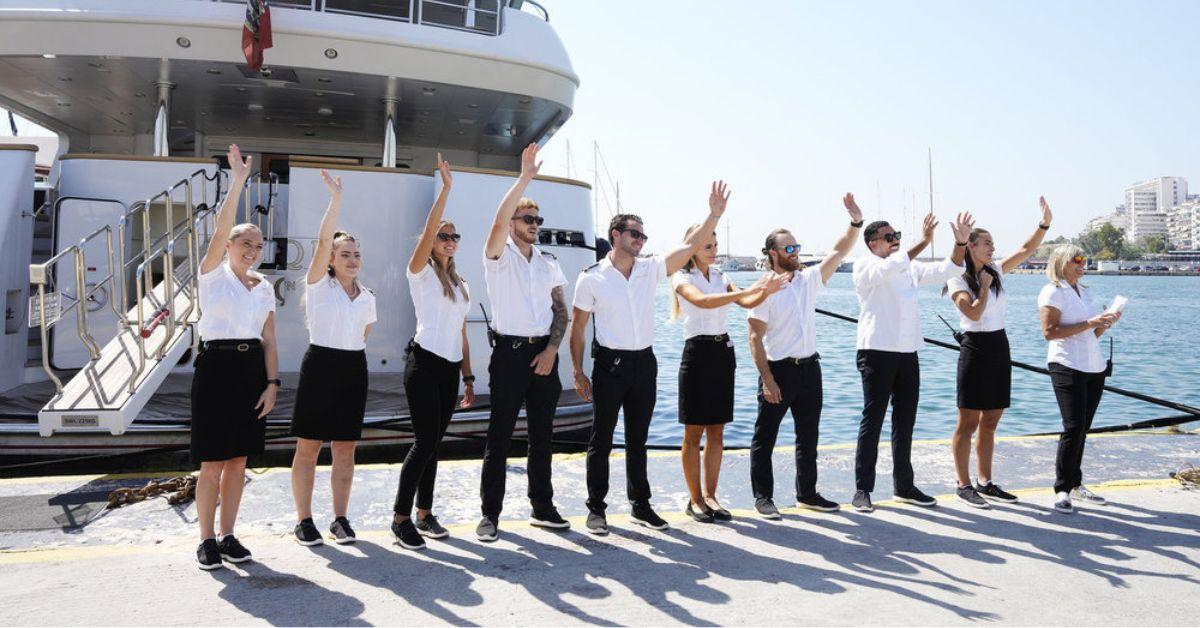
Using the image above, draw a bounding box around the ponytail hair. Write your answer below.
[943,228,1002,297]
[669,223,704,323]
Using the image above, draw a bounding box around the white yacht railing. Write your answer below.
[206,0,547,36]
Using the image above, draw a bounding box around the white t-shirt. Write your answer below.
[945,264,1007,332]
[1037,282,1105,373]
[197,261,275,341]
[407,263,471,362]
[853,253,965,352]
[482,238,567,336]
[572,254,668,351]
[671,266,731,338]
[747,268,825,361]
[304,276,377,351]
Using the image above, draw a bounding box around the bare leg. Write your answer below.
[702,424,725,508]
[330,440,357,518]
[681,425,705,509]
[976,409,1004,484]
[217,456,248,537]
[290,438,322,522]
[196,460,225,540]
[952,409,981,488]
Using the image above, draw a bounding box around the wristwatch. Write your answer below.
[850,219,864,228]
[463,375,476,385]
[1038,223,1051,230]
[266,378,282,387]
[955,241,968,247]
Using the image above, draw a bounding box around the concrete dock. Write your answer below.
[2,431,1199,625]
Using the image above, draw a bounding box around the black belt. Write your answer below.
[592,341,653,359]
[495,334,550,348]
[687,333,730,343]
[770,352,820,367]
[200,339,261,352]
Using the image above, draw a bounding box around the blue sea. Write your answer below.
[619,272,1200,448]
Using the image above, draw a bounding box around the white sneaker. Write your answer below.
[1053,491,1074,514]
[1070,485,1107,506]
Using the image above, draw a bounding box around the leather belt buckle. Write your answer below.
[236,343,250,352]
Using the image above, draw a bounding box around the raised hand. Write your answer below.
[437,152,453,188]
[320,169,343,198]
[843,192,863,224]
[1040,196,1053,226]
[950,211,976,243]
[228,144,253,181]
[519,142,542,180]
[709,180,731,217]
[921,212,939,240]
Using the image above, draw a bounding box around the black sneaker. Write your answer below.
[391,518,426,550]
[585,511,608,535]
[893,487,938,507]
[955,485,990,509]
[475,516,499,542]
[329,517,357,545]
[415,514,449,539]
[754,498,782,520]
[974,480,1018,503]
[196,538,224,571]
[797,493,841,513]
[630,502,669,530]
[852,490,874,513]
[218,534,252,563]
[530,507,571,530]
[685,502,715,523]
[294,518,324,547]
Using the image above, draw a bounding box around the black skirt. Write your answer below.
[957,329,1012,410]
[678,334,736,425]
[191,339,268,463]
[292,344,369,442]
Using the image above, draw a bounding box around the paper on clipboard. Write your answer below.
[1104,294,1128,316]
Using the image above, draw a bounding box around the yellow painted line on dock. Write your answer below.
[0,477,1184,566]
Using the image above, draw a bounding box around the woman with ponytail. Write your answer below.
[390,154,474,550]
[945,197,1053,508]
[290,170,377,546]
[671,223,782,522]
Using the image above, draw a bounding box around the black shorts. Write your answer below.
[677,335,736,425]
[292,344,369,442]
[190,339,268,463]
[956,330,1012,410]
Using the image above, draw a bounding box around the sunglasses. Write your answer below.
[512,214,545,226]
[1072,255,1087,265]
[871,231,902,244]
[618,228,649,242]
[774,244,801,255]
[437,232,461,242]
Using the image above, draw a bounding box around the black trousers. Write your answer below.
[750,356,823,501]
[1049,363,1106,494]
[479,336,562,518]
[393,344,460,515]
[854,349,920,493]
[586,346,657,513]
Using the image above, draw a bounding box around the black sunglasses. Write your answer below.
[871,231,902,244]
[618,227,649,242]
[513,214,545,226]
[775,244,801,255]
[437,232,461,242]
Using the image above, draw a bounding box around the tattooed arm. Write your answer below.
[531,286,567,376]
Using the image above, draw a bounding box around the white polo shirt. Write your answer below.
[483,238,567,336]
[671,266,731,338]
[407,263,471,362]
[198,261,275,341]
[853,253,964,353]
[304,276,377,351]
[945,264,1007,332]
[1037,282,1105,373]
[573,254,668,351]
[747,267,825,361]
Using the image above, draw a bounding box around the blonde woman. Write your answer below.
[1038,244,1120,514]
[671,226,780,522]
[192,144,279,570]
[290,170,377,546]
[391,154,475,550]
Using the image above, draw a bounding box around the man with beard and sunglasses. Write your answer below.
[746,193,863,520]
[476,143,571,542]
[569,182,733,535]
[850,210,975,513]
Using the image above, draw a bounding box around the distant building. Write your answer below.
[1168,199,1200,250]
[1084,204,1128,234]
[1125,177,1188,244]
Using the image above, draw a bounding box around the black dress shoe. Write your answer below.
[685,502,715,523]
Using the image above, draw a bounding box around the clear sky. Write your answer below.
[539,1,1200,258]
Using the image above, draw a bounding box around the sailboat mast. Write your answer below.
[927,147,935,260]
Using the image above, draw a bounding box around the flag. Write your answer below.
[242,0,273,71]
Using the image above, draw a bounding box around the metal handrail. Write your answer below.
[206,0,514,35]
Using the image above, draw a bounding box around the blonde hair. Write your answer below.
[669,223,707,323]
[516,197,539,213]
[1046,243,1086,287]
[228,222,262,245]
[431,220,468,302]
